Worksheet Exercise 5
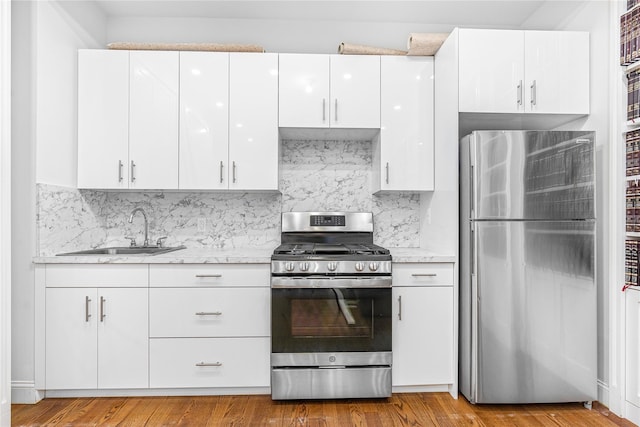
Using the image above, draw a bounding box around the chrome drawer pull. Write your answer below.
[195,311,222,316]
[195,274,222,278]
[412,273,437,277]
[195,362,222,367]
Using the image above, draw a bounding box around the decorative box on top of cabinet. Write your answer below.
[457,28,589,115]
[374,56,434,192]
[278,54,380,128]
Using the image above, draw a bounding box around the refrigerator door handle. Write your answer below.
[470,164,475,219]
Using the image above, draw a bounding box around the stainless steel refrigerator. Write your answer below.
[459,130,597,404]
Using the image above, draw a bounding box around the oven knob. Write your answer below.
[299,262,310,272]
[355,262,365,272]
[285,262,295,272]
[327,262,338,272]
[369,262,379,272]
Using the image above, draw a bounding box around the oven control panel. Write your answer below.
[310,215,345,227]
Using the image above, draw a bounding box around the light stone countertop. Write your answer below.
[33,247,275,264]
[389,248,456,263]
[34,247,456,264]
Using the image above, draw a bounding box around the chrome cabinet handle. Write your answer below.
[85,296,92,322]
[517,80,522,106]
[118,160,123,182]
[322,98,326,122]
[385,162,389,184]
[398,295,402,321]
[232,161,236,183]
[195,274,222,278]
[219,161,224,184]
[412,273,437,277]
[335,99,338,122]
[195,311,222,316]
[130,160,136,182]
[196,362,222,367]
[100,296,106,322]
[530,80,537,106]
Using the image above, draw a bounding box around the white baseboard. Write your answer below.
[597,379,609,408]
[11,382,44,404]
[392,384,450,394]
[44,387,271,399]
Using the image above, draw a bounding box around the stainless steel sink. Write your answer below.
[56,245,186,256]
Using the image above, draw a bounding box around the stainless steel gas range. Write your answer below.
[270,212,392,400]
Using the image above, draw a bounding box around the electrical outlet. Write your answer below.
[197,218,207,233]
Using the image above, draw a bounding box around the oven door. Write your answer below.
[271,286,392,354]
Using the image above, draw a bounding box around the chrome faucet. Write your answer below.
[128,207,150,247]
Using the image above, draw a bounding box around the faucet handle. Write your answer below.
[156,236,167,248]
[124,236,137,247]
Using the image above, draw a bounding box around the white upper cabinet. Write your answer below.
[329,55,380,128]
[78,50,179,190]
[377,56,434,192]
[77,50,130,189]
[179,52,229,190]
[524,31,589,114]
[458,29,589,115]
[278,54,330,128]
[129,51,179,189]
[279,54,380,129]
[228,53,279,190]
[458,29,524,113]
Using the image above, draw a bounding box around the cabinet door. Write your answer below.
[392,286,454,386]
[228,53,279,190]
[379,57,434,191]
[627,290,640,407]
[458,29,525,113]
[77,50,129,189]
[279,54,330,128]
[129,51,179,189]
[45,288,97,389]
[524,31,589,114]
[179,52,230,190]
[329,55,380,128]
[97,288,149,389]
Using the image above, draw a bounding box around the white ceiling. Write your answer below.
[91,0,587,27]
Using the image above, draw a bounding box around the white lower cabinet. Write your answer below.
[148,264,270,389]
[626,290,640,408]
[392,263,454,387]
[45,287,148,389]
[149,337,270,388]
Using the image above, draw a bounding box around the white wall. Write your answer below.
[11,0,106,403]
[107,17,452,54]
[10,0,37,404]
[523,0,612,406]
[35,1,106,186]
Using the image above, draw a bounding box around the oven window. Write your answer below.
[272,287,391,353]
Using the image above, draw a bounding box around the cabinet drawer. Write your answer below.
[45,264,148,287]
[392,263,454,286]
[149,337,270,388]
[149,288,270,337]
[149,264,269,287]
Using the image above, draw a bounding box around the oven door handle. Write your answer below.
[271,276,392,288]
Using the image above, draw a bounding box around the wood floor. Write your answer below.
[11,393,636,427]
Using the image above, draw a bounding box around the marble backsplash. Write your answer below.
[37,139,420,256]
